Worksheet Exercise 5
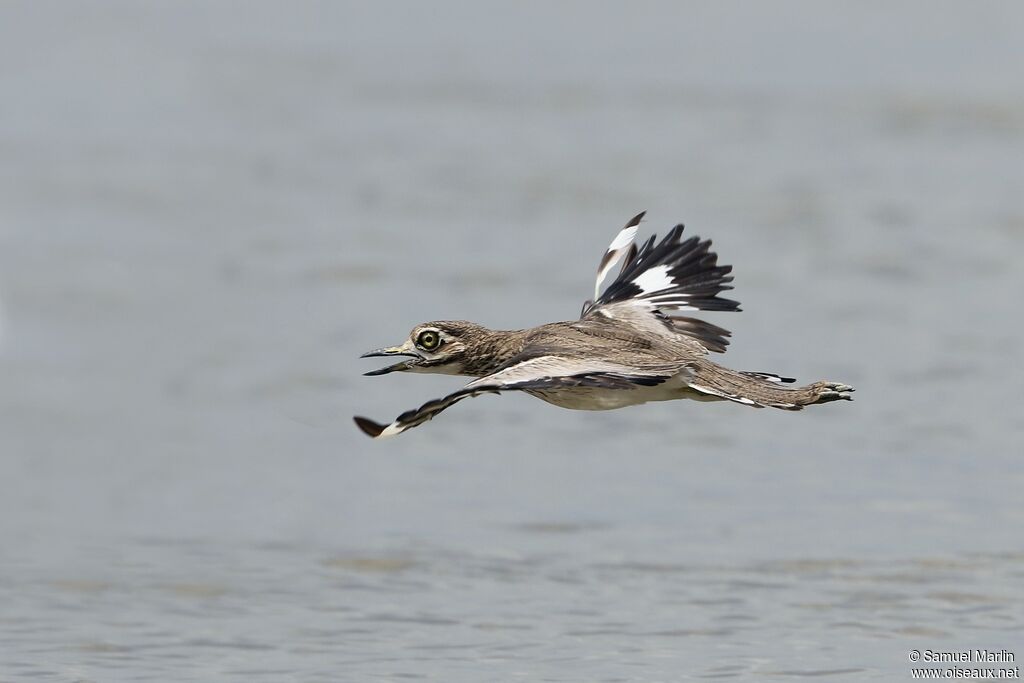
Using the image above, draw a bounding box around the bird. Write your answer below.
[355,212,853,438]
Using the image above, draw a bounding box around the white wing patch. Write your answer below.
[375,422,405,439]
[631,265,673,297]
[687,383,763,407]
[593,212,643,300]
[582,215,740,352]
[608,224,638,251]
[464,355,673,390]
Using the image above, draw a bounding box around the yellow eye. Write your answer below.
[416,330,441,350]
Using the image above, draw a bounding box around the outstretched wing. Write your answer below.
[581,217,740,353]
[353,356,674,439]
[354,386,502,439]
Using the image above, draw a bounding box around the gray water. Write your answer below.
[2,2,1023,681]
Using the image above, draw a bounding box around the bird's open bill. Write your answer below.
[360,344,421,376]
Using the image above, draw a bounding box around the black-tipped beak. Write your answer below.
[360,345,421,376]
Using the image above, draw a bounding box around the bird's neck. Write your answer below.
[460,327,529,377]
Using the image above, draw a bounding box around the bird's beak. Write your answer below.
[360,343,422,376]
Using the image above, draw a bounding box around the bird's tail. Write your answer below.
[687,361,854,410]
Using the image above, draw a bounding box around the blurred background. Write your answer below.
[1,2,1022,680]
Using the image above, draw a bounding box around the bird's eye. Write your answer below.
[416,330,441,350]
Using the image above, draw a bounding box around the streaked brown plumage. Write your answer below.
[356,212,853,438]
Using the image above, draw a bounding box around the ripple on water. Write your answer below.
[321,556,417,573]
[761,668,867,677]
[515,521,609,534]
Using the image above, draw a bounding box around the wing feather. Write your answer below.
[353,355,674,439]
[581,215,740,352]
[582,211,644,314]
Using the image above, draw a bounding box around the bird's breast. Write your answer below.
[525,383,696,411]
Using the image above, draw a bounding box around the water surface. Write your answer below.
[1,2,1022,680]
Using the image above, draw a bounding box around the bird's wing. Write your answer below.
[353,356,676,439]
[586,211,644,307]
[580,217,740,353]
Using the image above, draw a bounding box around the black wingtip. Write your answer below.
[353,416,386,438]
[626,210,646,228]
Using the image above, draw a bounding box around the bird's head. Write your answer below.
[360,320,491,376]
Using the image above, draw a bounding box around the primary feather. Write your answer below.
[582,219,739,353]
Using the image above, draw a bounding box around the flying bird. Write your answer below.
[355,212,852,438]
